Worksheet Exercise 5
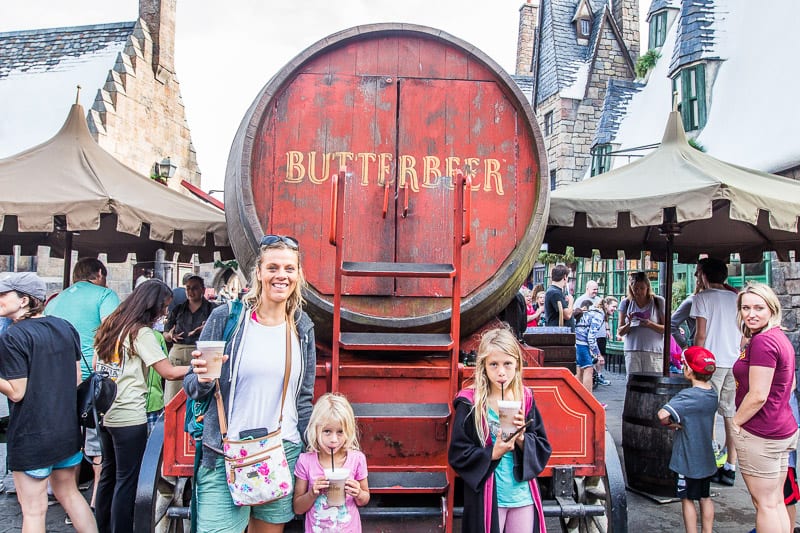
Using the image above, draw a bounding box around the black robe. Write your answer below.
[448,387,552,533]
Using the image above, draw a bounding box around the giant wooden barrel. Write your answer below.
[225,24,548,340]
[622,373,690,497]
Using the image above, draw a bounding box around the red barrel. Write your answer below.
[225,24,548,339]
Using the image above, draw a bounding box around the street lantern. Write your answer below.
[153,157,177,181]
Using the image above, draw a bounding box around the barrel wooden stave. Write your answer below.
[622,373,690,497]
[226,24,548,340]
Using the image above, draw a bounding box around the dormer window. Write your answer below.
[672,64,707,131]
[572,0,593,45]
[579,19,591,37]
[649,11,668,49]
[591,144,612,176]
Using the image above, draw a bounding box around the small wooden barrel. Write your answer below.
[225,23,548,340]
[622,373,690,497]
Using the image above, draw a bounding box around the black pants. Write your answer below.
[95,423,148,533]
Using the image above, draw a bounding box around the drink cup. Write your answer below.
[195,341,225,379]
[324,468,350,507]
[497,400,522,441]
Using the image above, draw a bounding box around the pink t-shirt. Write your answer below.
[733,327,797,439]
[294,450,368,533]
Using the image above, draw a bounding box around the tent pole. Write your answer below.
[62,231,73,289]
[662,233,675,377]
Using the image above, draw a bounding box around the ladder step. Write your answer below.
[342,261,455,278]
[352,403,449,419]
[340,332,453,351]
[368,471,448,493]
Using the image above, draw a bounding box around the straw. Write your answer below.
[501,382,504,401]
[330,448,335,472]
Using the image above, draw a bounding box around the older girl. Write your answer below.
[732,282,798,533]
[185,235,316,533]
[449,327,551,532]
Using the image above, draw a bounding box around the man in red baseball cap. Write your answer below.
[658,346,719,533]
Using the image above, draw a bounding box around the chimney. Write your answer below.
[612,0,640,60]
[515,0,540,76]
[139,0,176,76]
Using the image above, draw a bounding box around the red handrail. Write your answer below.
[461,171,472,244]
[328,170,342,245]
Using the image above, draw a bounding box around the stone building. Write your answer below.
[0,0,207,294]
[512,0,640,189]
[0,0,200,191]
[587,0,800,350]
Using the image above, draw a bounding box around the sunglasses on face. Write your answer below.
[260,235,299,249]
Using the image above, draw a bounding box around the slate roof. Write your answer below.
[594,79,644,145]
[535,0,612,106]
[648,0,680,19]
[668,0,721,74]
[0,22,134,79]
[0,22,134,158]
[511,75,535,104]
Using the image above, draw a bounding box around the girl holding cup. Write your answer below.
[449,327,552,533]
[293,393,370,532]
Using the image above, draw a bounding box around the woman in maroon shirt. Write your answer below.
[732,282,798,533]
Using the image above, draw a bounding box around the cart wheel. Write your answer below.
[134,415,192,533]
[559,431,628,533]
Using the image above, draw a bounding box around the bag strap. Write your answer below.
[216,323,292,439]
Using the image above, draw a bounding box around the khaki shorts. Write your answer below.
[709,367,736,417]
[624,350,662,375]
[734,427,799,479]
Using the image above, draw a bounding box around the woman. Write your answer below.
[527,290,546,328]
[732,282,798,533]
[0,272,97,532]
[617,271,665,375]
[591,296,618,386]
[163,274,216,403]
[184,235,316,533]
[93,280,189,533]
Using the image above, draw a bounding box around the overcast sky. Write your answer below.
[1,0,650,194]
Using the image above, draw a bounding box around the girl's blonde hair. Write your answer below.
[304,393,361,453]
[243,241,306,331]
[737,282,782,338]
[470,327,525,443]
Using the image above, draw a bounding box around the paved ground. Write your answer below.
[0,368,793,532]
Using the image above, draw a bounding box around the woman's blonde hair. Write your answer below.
[737,282,782,338]
[304,393,361,453]
[595,296,618,313]
[243,241,306,330]
[470,327,525,443]
[626,271,654,301]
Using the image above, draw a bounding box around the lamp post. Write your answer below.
[152,157,177,185]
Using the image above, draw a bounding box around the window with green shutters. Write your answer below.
[672,64,707,131]
[649,12,668,49]
[591,144,612,176]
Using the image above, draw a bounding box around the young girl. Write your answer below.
[449,327,552,533]
[294,393,370,532]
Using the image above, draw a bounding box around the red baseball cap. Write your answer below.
[683,346,716,376]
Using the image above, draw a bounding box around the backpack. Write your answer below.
[184,299,243,438]
[500,292,528,340]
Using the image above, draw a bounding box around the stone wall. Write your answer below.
[516,1,539,77]
[612,0,639,60]
[87,10,200,193]
[771,257,800,353]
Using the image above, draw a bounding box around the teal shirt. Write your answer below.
[488,407,533,508]
[45,281,120,379]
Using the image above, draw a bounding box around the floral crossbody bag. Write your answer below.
[214,324,293,506]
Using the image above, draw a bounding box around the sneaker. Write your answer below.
[596,374,612,386]
[600,403,608,409]
[65,516,72,525]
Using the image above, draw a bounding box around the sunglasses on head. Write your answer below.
[260,235,299,249]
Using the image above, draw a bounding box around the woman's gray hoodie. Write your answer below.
[183,303,316,469]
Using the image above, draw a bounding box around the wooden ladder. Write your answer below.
[328,168,471,531]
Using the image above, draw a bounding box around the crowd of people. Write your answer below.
[1,247,798,532]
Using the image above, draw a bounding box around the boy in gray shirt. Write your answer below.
[658,346,719,533]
